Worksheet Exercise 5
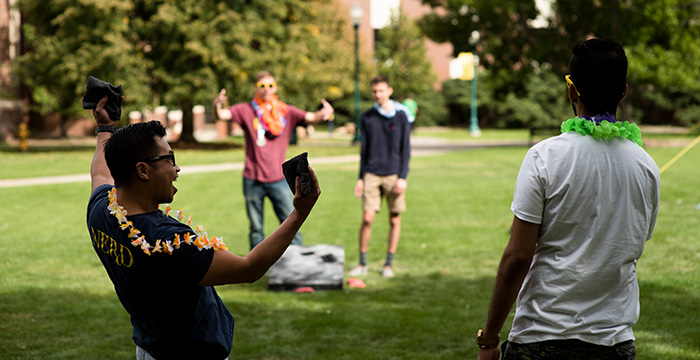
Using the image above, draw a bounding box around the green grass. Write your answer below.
[412,127,531,141]
[1,132,699,359]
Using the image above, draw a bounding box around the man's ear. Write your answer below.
[568,83,579,104]
[620,83,628,102]
[135,162,150,181]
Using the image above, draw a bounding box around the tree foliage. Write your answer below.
[420,0,700,127]
[16,0,358,139]
[373,10,447,126]
[16,1,150,135]
[554,0,700,125]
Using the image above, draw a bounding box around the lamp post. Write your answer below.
[350,2,363,144]
[469,30,481,137]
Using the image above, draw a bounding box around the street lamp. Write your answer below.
[350,2,363,144]
[468,30,481,137]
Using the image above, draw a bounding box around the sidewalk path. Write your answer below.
[0,136,528,189]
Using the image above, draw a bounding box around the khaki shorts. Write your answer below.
[362,173,406,213]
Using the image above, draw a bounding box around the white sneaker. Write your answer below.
[348,265,367,276]
[381,266,395,278]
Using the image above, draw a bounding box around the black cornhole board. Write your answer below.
[267,244,345,291]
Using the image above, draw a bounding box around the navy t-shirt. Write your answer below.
[87,185,234,359]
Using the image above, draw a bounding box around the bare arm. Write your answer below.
[199,167,321,286]
[213,88,232,121]
[477,216,539,360]
[303,99,334,124]
[90,96,117,193]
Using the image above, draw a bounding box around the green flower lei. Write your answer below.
[560,116,643,146]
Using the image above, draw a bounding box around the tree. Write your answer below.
[129,0,359,141]
[419,0,542,99]
[373,10,446,126]
[16,0,358,140]
[420,0,700,127]
[16,1,150,136]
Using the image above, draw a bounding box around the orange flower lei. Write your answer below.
[253,94,289,136]
[107,187,228,255]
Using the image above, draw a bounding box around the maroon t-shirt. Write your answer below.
[229,102,306,183]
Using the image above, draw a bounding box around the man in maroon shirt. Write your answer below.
[213,71,333,249]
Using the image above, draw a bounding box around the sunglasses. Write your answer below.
[565,75,581,97]
[256,82,276,89]
[140,153,176,166]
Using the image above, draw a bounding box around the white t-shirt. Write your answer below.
[509,131,660,346]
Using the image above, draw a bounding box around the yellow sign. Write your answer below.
[458,52,474,81]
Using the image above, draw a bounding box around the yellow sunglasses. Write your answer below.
[256,82,276,89]
[565,75,581,97]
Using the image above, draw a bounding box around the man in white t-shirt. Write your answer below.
[476,38,660,360]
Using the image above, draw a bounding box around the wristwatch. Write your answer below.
[476,329,500,349]
[95,125,116,136]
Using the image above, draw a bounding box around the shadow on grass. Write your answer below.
[2,276,696,360]
[636,279,700,359]
[0,288,134,359]
[0,273,491,360]
[220,272,496,360]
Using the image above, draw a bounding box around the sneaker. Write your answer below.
[348,265,367,276]
[381,266,395,278]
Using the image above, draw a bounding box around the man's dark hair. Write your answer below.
[569,38,628,115]
[104,121,167,187]
[370,75,390,87]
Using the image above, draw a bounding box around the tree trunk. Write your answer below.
[176,101,197,143]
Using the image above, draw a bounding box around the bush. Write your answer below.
[441,68,571,129]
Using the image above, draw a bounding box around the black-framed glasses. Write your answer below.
[140,153,176,166]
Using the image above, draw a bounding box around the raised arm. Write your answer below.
[199,166,322,286]
[90,96,117,193]
[303,99,334,124]
[213,88,233,121]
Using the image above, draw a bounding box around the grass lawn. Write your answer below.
[1,131,699,359]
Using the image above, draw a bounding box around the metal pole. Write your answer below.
[469,50,481,137]
[352,23,362,144]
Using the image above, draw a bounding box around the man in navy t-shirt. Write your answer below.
[86,95,321,359]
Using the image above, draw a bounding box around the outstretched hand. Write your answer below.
[214,88,228,107]
[319,99,334,121]
[293,166,321,217]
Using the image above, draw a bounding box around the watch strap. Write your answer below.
[476,329,500,349]
[95,125,116,136]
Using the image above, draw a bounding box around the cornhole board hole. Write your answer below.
[268,244,344,291]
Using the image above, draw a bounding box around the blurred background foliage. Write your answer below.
[420,0,700,129]
[12,0,700,138]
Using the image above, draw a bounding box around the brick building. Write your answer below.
[338,0,454,88]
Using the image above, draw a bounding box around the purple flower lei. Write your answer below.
[581,112,618,125]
